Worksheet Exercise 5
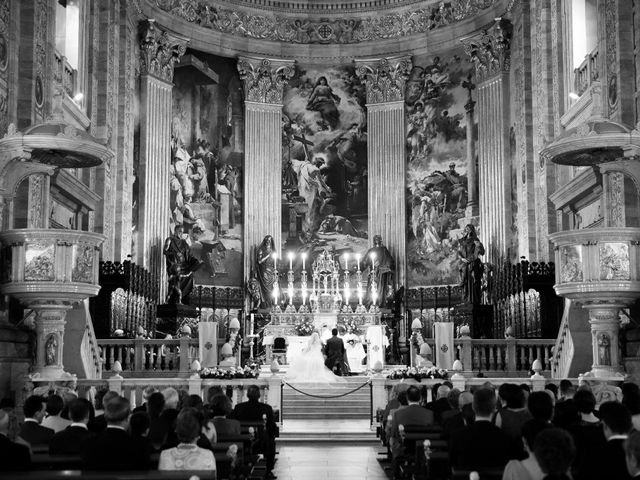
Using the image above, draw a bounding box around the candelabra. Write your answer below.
[299,261,309,313]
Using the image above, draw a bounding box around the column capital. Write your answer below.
[139,20,188,83]
[237,57,296,104]
[354,56,412,104]
[461,18,513,83]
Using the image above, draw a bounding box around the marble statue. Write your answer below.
[457,224,485,305]
[45,334,57,366]
[256,235,277,307]
[163,224,203,304]
[598,333,611,366]
[363,235,395,306]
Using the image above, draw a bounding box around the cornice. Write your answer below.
[150,0,502,45]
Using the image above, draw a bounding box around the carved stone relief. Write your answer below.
[28,174,45,229]
[605,0,618,112]
[34,0,49,114]
[237,57,295,104]
[461,18,512,83]
[139,20,187,83]
[354,57,412,104]
[608,171,625,227]
[153,0,501,45]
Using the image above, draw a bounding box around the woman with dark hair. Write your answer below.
[210,394,241,438]
[495,384,532,452]
[306,76,341,130]
[502,419,551,480]
[534,428,576,480]
[569,389,606,480]
[159,407,216,472]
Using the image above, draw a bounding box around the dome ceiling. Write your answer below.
[144,0,509,62]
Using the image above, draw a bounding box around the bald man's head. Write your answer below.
[459,391,474,409]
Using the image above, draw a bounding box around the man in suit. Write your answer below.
[553,379,579,429]
[449,388,513,470]
[0,409,30,471]
[387,386,434,477]
[228,385,277,479]
[593,400,632,480]
[442,391,474,441]
[50,398,95,455]
[82,395,150,470]
[324,328,347,375]
[429,384,454,425]
[20,394,54,447]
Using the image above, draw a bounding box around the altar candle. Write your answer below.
[356,253,361,271]
[250,313,255,335]
[301,252,307,270]
[372,291,378,306]
[343,253,349,270]
[288,252,294,270]
[358,287,363,304]
[272,252,278,270]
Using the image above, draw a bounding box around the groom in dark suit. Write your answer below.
[324,328,347,375]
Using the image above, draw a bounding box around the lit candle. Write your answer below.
[272,252,278,270]
[344,287,350,304]
[343,253,349,270]
[358,287,363,304]
[301,252,307,270]
[372,291,378,306]
[356,253,361,271]
[288,252,294,270]
[250,313,254,335]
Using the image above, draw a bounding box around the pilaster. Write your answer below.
[237,57,295,281]
[463,19,513,261]
[137,19,187,302]
[354,56,411,288]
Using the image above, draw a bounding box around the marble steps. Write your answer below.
[281,380,371,420]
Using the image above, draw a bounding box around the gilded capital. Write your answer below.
[139,20,188,82]
[237,57,295,104]
[354,56,412,104]
[462,18,512,83]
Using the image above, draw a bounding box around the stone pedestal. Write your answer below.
[588,306,624,376]
[33,308,69,378]
[156,303,199,337]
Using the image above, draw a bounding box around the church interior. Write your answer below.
[1,0,640,478]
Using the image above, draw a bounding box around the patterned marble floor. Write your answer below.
[272,445,389,480]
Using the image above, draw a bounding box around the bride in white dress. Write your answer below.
[286,332,346,383]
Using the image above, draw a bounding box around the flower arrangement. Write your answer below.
[294,317,314,336]
[386,366,448,381]
[199,365,260,379]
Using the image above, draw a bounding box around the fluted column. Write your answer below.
[355,57,411,288]
[137,20,187,302]
[237,57,295,282]
[462,74,478,217]
[462,19,512,261]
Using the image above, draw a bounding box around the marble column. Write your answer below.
[462,74,478,218]
[137,20,187,302]
[237,57,295,282]
[355,57,411,289]
[462,19,513,262]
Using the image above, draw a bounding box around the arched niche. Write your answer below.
[12,176,29,229]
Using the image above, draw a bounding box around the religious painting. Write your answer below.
[599,242,630,281]
[281,66,368,265]
[169,54,244,286]
[559,245,583,283]
[406,53,475,286]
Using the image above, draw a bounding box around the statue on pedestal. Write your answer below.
[457,224,484,305]
[163,225,202,304]
[363,235,395,307]
[256,235,277,307]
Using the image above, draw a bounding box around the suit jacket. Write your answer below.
[569,421,607,480]
[0,433,31,471]
[429,397,453,425]
[325,336,345,360]
[553,398,579,429]
[20,420,54,447]
[442,407,474,441]
[228,400,277,438]
[82,427,150,471]
[393,404,435,432]
[450,420,512,469]
[49,425,95,455]
[592,438,632,480]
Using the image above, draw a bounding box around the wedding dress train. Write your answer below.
[285,333,346,383]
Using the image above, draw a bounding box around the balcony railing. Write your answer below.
[574,48,599,97]
[54,50,78,98]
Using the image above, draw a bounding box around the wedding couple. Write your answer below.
[286,329,350,383]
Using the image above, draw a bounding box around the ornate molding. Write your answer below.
[139,20,187,82]
[151,0,501,45]
[354,56,412,104]
[237,57,295,104]
[462,17,512,83]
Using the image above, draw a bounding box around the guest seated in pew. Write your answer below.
[147,392,172,450]
[228,385,277,479]
[0,409,31,471]
[533,428,575,480]
[553,380,579,430]
[429,384,454,425]
[210,394,241,438]
[494,384,532,457]
[132,386,159,414]
[89,390,119,434]
[502,419,551,480]
[624,430,640,477]
[388,386,435,466]
[20,394,54,448]
[622,382,640,431]
[591,401,633,480]
[568,389,606,480]
[442,391,474,441]
[159,407,216,473]
[385,389,409,456]
[41,394,72,433]
[527,391,554,424]
[49,398,95,455]
[82,395,150,470]
[129,411,153,454]
[449,388,513,470]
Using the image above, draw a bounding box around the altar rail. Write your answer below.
[421,337,555,375]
